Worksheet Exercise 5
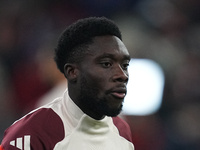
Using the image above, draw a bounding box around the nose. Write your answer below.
[112,65,129,83]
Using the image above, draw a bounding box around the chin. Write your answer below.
[105,107,122,117]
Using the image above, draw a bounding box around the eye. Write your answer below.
[122,62,129,70]
[101,62,112,68]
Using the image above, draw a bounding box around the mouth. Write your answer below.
[111,92,126,99]
[110,88,127,99]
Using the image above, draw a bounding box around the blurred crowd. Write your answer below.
[0,0,200,149]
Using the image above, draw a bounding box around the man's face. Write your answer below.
[77,35,130,119]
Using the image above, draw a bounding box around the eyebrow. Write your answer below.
[96,53,131,61]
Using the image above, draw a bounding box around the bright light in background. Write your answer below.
[123,58,165,116]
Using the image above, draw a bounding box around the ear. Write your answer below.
[64,63,79,82]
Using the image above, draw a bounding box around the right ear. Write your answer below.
[63,63,79,82]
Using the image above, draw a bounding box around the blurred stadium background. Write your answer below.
[0,0,200,149]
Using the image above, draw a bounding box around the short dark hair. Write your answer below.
[54,17,122,73]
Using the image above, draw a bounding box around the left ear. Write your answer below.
[63,63,79,83]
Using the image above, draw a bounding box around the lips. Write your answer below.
[111,92,126,99]
[110,88,127,99]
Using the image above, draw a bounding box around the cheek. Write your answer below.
[85,72,109,89]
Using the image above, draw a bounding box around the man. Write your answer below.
[0,17,134,150]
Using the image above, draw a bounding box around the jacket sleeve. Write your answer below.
[112,116,133,143]
[0,108,65,150]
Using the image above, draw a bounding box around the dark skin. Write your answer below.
[64,35,130,120]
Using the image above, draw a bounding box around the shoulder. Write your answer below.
[112,116,133,143]
[1,108,65,150]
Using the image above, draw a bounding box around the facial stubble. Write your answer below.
[79,75,123,118]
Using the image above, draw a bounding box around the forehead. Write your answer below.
[87,35,130,59]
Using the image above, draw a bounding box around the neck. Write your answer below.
[68,86,105,120]
[80,106,106,120]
